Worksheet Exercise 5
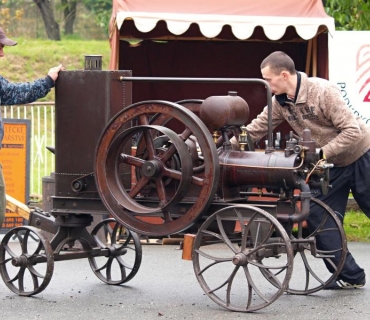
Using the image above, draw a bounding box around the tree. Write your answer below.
[83,0,112,31]
[61,0,78,35]
[323,0,370,30]
[0,0,25,31]
[33,0,61,40]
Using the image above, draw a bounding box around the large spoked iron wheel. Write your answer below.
[0,226,54,296]
[95,101,220,236]
[284,197,347,294]
[88,218,142,285]
[192,205,293,312]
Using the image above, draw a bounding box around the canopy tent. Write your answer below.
[109,0,335,142]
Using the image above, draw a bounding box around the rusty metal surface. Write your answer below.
[218,149,300,189]
[54,70,132,201]
[199,93,250,130]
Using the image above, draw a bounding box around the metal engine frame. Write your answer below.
[0,74,347,313]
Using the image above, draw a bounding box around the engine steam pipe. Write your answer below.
[119,76,274,152]
[277,179,312,224]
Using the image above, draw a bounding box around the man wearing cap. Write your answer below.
[0,27,64,227]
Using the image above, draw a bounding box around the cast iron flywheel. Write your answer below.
[95,100,220,236]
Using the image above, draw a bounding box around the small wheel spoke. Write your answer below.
[200,229,224,240]
[323,256,339,271]
[18,231,29,254]
[7,271,20,285]
[94,261,109,273]
[105,257,127,281]
[162,210,173,222]
[92,234,108,249]
[315,227,341,235]
[105,257,115,281]
[299,251,325,284]
[128,176,150,198]
[30,271,41,292]
[138,114,150,125]
[110,223,122,243]
[121,154,145,168]
[121,245,136,252]
[190,176,204,186]
[194,250,232,276]
[316,248,342,255]
[197,259,232,276]
[159,144,177,163]
[33,241,44,255]
[18,267,26,293]
[1,245,18,260]
[243,266,270,303]
[143,128,156,159]
[225,266,239,306]
[0,256,13,266]
[259,268,284,288]
[116,235,131,247]
[155,179,167,204]
[216,214,238,254]
[162,167,182,180]
[119,264,127,280]
[115,256,133,270]
[209,265,238,294]
[199,229,236,253]
[113,245,127,256]
[28,265,46,279]
[241,211,258,250]
[178,127,192,141]
[248,258,289,271]
[306,212,329,237]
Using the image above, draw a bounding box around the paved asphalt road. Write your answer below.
[0,238,370,320]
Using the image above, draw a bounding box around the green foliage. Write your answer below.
[82,0,112,32]
[324,0,370,30]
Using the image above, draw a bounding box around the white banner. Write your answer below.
[329,31,370,125]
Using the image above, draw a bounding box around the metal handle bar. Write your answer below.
[119,76,274,151]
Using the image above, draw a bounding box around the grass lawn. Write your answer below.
[344,210,370,242]
[0,38,111,101]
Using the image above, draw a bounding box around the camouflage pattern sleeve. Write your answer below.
[0,75,54,106]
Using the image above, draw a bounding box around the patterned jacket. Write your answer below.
[246,72,370,167]
[0,75,54,143]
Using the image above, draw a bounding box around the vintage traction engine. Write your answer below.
[0,68,346,312]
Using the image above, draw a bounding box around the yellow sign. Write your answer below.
[0,120,30,231]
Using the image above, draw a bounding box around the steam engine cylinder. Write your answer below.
[218,150,302,190]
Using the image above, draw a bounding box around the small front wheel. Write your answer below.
[88,218,142,285]
[0,226,54,296]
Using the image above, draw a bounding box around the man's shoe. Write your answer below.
[324,277,366,290]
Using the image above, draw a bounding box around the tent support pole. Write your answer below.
[312,36,318,77]
[305,39,312,76]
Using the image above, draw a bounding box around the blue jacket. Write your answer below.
[0,75,54,144]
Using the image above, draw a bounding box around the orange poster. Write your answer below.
[0,120,30,232]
